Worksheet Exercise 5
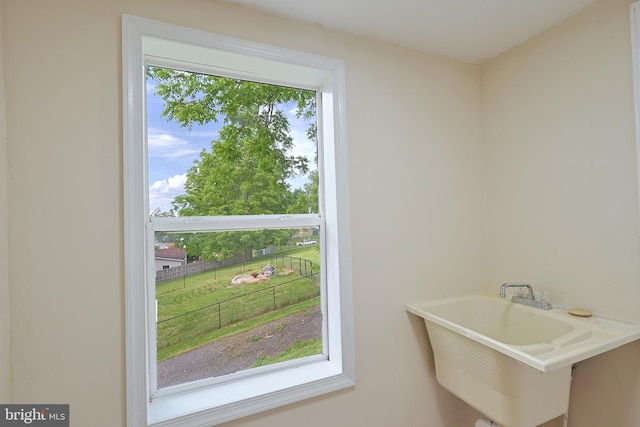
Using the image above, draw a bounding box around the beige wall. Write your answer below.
[2,0,487,426]
[4,0,640,425]
[0,0,10,404]
[483,0,640,321]
[482,0,640,426]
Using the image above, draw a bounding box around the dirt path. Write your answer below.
[158,305,322,388]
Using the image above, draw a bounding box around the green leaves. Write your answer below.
[148,66,318,257]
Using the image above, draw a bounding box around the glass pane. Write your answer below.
[154,228,322,388]
[146,66,319,217]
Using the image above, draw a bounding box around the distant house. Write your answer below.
[155,248,186,271]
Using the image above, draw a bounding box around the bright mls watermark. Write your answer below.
[0,405,68,426]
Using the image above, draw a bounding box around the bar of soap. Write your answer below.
[568,308,592,317]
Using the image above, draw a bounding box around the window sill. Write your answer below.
[148,358,354,427]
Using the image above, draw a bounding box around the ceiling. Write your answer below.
[219,0,598,63]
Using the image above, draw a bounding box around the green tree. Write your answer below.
[289,170,319,214]
[148,67,317,259]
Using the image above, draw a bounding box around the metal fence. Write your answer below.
[155,249,252,283]
[156,255,318,354]
[269,254,315,279]
[254,245,277,257]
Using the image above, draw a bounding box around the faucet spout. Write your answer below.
[499,282,553,310]
[499,282,533,299]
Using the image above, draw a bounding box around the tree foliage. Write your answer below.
[147,67,318,259]
[289,170,319,214]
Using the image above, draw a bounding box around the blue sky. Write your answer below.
[146,78,316,214]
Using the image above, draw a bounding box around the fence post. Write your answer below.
[272,286,276,310]
[217,302,222,329]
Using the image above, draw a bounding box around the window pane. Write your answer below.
[154,229,323,388]
[146,66,319,217]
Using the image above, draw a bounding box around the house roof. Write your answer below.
[155,248,186,260]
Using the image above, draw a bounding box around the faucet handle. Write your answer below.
[535,290,550,304]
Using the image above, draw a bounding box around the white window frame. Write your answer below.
[122,15,354,427]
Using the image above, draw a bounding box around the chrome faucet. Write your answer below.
[499,282,552,310]
[500,282,533,299]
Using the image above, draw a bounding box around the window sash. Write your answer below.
[150,214,323,233]
[147,214,327,398]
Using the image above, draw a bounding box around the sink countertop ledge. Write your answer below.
[407,292,640,372]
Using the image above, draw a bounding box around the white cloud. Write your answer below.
[188,129,220,138]
[290,127,316,160]
[148,129,201,159]
[149,174,187,213]
[284,105,316,190]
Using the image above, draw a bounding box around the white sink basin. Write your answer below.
[407,292,640,427]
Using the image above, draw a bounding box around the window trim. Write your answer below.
[122,14,354,427]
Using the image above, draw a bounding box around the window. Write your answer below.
[123,15,354,427]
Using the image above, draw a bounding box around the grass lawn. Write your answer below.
[156,246,321,362]
[253,337,322,368]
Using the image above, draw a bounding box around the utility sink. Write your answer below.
[407,292,640,427]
